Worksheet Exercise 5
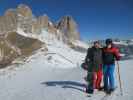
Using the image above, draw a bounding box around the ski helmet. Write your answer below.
[105,38,113,45]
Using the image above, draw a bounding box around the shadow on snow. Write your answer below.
[41,81,86,92]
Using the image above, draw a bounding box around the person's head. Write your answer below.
[105,38,113,48]
[94,41,101,48]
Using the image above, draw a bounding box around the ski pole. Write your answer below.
[116,61,123,96]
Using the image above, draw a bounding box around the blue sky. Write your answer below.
[0,0,133,40]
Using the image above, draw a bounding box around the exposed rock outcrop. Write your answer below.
[0,32,45,68]
[57,16,80,43]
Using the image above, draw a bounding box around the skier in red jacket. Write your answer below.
[102,39,121,94]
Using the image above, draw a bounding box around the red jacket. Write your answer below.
[103,46,121,64]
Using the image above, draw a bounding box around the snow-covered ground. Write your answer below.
[0,30,132,100]
[0,39,133,100]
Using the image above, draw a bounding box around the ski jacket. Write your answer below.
[85,47,103,72]
[102,46,121,65]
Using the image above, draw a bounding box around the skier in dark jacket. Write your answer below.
[102,39,121,94]
[84,41,103,94]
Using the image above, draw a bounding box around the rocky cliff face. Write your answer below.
[57,16,80,43]
[0,4,33,34]
[0,4,80,43]
[17,4,33,33]
[4,9,17,33]
[32,15,49,34]
[0,4,81,67]
[0,9,17,34]
[0,32,44,68]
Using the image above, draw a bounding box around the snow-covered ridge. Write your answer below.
[13,28,86,69]
[30,39,85,68]
[17,28,59,43]
[71,40,90,49]
[17,28,89,51]
[113,41,128,46]
[11,45,85,70]
[113,39,133,46]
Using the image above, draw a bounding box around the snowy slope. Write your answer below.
[0,30,132,100]
[25,40,85,68]
[17,28,59,43]
[71,40,90,49]
[0,38,133,100]
[16,29,88,67]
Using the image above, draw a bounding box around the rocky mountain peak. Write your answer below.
[57,15,80,42]
[4,9,16,16]
[0,4,82,68]
[0,4,80,42]
[17,4,32,18]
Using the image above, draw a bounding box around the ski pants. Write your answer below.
[103,64,115,90]
[87,65,102,90]
[93,69,102,89]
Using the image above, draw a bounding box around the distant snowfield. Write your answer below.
[0,30,133,100]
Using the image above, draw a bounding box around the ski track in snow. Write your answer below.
[0,40,133,100]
